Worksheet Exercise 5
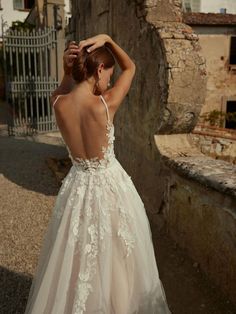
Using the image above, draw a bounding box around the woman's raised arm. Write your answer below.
[78,34,136,111]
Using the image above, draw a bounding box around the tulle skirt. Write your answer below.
[24,157,171,314]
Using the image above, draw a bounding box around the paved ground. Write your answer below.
[0,135,236,314]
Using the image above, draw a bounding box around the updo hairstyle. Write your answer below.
[72,45,115,84]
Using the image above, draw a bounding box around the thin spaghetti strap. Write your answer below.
[52,95,61,108]
[99,95,111,124]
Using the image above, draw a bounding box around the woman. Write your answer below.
[24,34,172,314]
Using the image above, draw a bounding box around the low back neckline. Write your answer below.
[51,93,115,167]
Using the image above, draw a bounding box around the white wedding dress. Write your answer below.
[24,95,172,314]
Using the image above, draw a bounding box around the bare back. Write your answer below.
[52,93,115,161]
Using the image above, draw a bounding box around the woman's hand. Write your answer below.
[63,41,80,75]
[78,34,111,53]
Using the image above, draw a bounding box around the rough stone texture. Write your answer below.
[155,133,236,198]
[155,133,236,303]
[160,167,236,305]
[138,0,207,134]
[69,0,207,214]
[191,124,236,164]
[164,155,236,198]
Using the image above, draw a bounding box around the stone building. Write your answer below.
[183,12,236,129]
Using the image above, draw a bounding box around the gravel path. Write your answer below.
[0,135,235,314]
[0,136,67,313]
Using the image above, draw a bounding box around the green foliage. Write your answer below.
[200,109,236,128]
[226,112,236,124]
[9,20,35,32]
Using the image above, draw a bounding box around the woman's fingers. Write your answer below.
[76,35,106,52]
[64,42,79,53]
[66,48,79,55]
[63,47,78,68]
[68,45,79,50]
[86,43,99,53]
[64,54,77,66]
[67,55,77,61]
[78,38,95,51]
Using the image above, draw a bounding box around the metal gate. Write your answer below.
[2,25,59,136]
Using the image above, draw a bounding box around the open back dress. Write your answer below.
[24,94,172,314]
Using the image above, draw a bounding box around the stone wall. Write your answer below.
[162,162,236,304]
[191,124,236,163]
[155,131,236,303]
[154,133,236,303]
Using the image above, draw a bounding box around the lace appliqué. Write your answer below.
[115,173,136,258]
[117,204,136,258]
[68,122,115,172]
[68,171,115,314]
[72,224,99,314]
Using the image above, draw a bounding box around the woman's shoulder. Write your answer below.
[51,93,107,118]
[79,95,108,126]
[50,93,71,111]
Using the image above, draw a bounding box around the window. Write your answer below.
[225,101,236,129]
[182,0,201,12]
[185,3,192,12]
[13,0,34,10]
[182,0,192,12]
[13,0,22,9]
[229,36,236,65]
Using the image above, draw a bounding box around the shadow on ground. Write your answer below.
[0,266,32,314]
[0,136,67,196]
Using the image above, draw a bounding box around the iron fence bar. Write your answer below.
[2,23,59,135]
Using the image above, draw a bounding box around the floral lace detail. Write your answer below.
[117,204,136,258]
[67,121,116,172]
[69,172,114,314]
[72,224,99,314]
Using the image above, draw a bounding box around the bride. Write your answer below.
[24,34,172,314]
